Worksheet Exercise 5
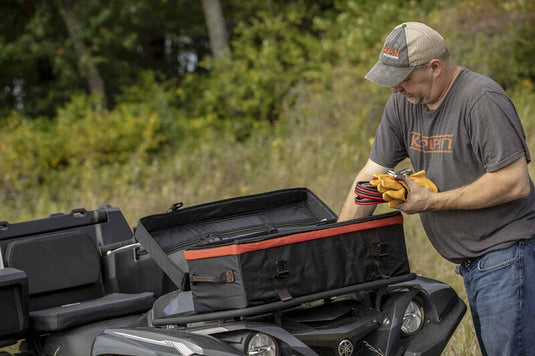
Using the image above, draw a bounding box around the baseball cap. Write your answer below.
[365,22,446,87]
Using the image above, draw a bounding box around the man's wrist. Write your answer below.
[425,192,440,211]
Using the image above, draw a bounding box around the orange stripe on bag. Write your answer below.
[184,215,403,260]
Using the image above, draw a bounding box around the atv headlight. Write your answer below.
[246,333,278,356]
[401,300,424,336]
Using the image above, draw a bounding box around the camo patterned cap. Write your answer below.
[365,22,446,87]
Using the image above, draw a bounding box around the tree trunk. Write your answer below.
[201,0,230,59]
[59,0,108,110]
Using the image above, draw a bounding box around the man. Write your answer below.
[339,22,535,356]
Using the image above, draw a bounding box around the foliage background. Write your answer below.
[1,0,534,354]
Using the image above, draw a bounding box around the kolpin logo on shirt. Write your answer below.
[382,46,400,60]
[410,131,454,153]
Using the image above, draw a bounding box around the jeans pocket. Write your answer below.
[477,243,519,272]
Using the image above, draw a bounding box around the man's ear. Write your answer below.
[430,59,442,77]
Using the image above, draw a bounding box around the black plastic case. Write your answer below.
[0,206,135,342]
[0,267,29,341]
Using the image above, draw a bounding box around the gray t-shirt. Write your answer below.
[370,68,535,263]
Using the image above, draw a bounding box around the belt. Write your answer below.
[454,257,478,275]
[462,257,477,269]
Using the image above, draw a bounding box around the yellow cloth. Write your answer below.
[370,171,438,208]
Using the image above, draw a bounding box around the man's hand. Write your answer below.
[394,174,436,214]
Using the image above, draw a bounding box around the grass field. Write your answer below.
[2,72,533,356]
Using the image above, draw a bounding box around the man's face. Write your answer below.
[390,65,434,105]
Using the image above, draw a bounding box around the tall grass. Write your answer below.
[2,66,534,356]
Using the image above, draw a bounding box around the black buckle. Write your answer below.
[376,242,390,258]
[275,260,289,278]
[167,202,184,213]
[463,258,475,269]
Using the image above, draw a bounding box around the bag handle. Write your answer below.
[190,270,235,284]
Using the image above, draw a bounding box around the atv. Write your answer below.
[0,189,466,356]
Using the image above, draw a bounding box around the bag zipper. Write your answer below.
[273,218,318,228]
[186,212,402,250]
[195,218,325,248]
[163,236,207,254]
[199,225,277,246]
[163,225,273,253]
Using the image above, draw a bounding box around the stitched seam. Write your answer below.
[477,257,518,272]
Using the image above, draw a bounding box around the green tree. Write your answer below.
[58,0,108,110]
[0,0,208,117]
[201,0,230,59]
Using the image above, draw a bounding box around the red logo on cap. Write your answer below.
[382,45,400,58]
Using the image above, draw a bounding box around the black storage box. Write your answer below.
[134,188,338,290]
[0,267,29,341]
[184,212,409,312]
[0,206,157,337]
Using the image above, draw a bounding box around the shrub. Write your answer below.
[0,93,165,194]
[178,1,328,139]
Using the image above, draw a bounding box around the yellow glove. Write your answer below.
[408,170,438,193]
[369,174,408,207]
[382,194,404,208]
[380,178,408,207]
[377,179,408,195]
[371,174,408,196]
[369,173,390,186]
[369,170,438,208]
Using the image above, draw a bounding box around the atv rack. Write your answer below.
[151,273,416,325]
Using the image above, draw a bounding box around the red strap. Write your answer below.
[184,215,403,260]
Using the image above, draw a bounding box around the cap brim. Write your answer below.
[364,61,415,87]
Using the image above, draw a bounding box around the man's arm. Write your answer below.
[397,156,531,214]
[338,159,391,221]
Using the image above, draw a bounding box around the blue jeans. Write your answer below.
[460,238,535,356]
